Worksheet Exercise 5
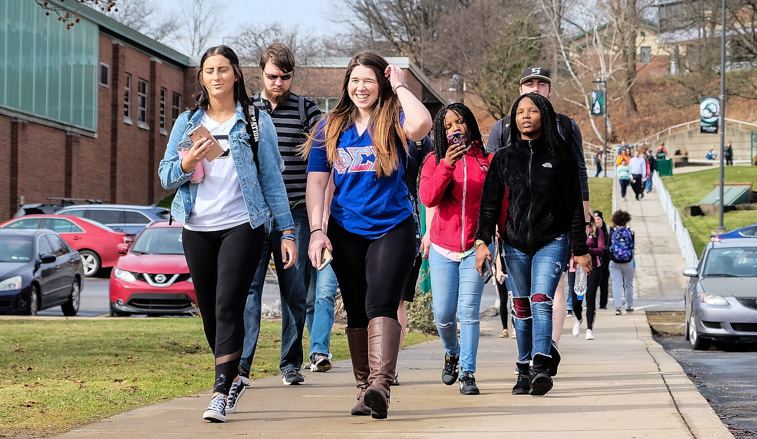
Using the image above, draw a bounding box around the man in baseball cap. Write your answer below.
[485,63,590,381]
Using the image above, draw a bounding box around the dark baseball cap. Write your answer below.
[520,66,551,85]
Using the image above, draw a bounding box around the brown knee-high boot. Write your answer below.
[345,327,371,416]
[363,316,402,419]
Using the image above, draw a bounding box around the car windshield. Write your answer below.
[703,247,757,278]
[130,227,184,255]
[0,237,33,262]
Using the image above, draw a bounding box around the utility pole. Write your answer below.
[717,0,726,233]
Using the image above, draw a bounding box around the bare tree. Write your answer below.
[91,0,178,43]
[34,0,116,28]
[180,0,224,57]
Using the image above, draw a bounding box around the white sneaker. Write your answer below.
[585,329,594,340]
[572,320,581,337]
[203,394,227,422]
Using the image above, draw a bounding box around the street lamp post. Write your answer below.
[592,79,609,177]
[717,0,726,233]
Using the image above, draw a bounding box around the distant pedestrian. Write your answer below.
[656,142,667,159]
[593,211,611,310]
[617,158,632,202]
[608,210,635,315]
[629,150,647,200]
[725,141,734,166]
[595,149,603,177]
[645,150,657,193]
[158,45,296,423]
[570,216,606,340]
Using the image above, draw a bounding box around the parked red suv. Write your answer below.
[109,221,197,316]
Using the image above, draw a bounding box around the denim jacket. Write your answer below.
[158,103,294,231]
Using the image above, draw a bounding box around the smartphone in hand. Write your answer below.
[188,125,224,161]
[481,258,493,284]
[447,131,463,147]
[318,247,333,271]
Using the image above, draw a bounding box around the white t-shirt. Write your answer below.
[185,113,249,231]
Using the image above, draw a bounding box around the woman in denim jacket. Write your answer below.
[158,45,295,423]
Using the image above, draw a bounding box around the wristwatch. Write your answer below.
[474,239,487,249]
[393,82,409,94]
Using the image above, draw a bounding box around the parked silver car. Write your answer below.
[684,238,757,350]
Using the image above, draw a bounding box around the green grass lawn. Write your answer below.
[588,177,613,218]
[0,318,433,436]
[663,167,757,254]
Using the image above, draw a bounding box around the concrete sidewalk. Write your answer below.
[57,314,731,438]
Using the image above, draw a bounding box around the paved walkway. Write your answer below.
[52,172,730,438]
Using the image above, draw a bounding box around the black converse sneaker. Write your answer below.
[225,378,246,414]
[442,354,459,385]
[202,394,227,422]
[459,371,480,395]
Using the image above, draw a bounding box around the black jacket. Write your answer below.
[476,135,588,256]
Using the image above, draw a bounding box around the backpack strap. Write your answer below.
[244,104,261,172]
[499,116,511,151]
[298,95,308,131]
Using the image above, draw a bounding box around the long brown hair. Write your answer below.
[301,51,407,178]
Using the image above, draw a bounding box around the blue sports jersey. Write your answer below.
[306,117,413,239]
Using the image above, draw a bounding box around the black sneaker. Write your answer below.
[549,340,561,377]
[310,353,332,372]
[282,369,305,385]
[225,378,246,414]
[459,371,480,395]
[626,307,634,313]
[442,354,459,385]
[202,394,227,422]
[238,365,251,386]
[391,371,400,386]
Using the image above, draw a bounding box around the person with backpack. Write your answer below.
[158,45,295,423]
[232,44,325,411]
[608,210,635,315]
[486,65,592,377]
[475,93,591,397]
[569,215,606,340]
[302,51,432,419]
[419,103,491,396]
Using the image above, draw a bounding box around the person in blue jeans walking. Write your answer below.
[230,44,324,414]
[475,93,591,396]
[419,103,491,395]
[305,264,339,371]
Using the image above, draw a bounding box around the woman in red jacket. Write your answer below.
[419,103,490,396]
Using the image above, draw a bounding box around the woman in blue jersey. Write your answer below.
[302,51,432,420]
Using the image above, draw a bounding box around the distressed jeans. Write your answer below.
[305,264,339,357]
[429,246,484,374]
[503,235,569,362]
[240,206,310,374]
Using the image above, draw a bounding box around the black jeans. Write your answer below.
[631,174,643,199]
[569,268,602,329]
[598,263,610,308]
[328,215,417,328]
[182,223,264,394]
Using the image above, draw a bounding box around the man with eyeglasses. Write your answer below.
[229,44,324,412]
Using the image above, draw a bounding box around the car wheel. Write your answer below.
[688,310,711,350]
[28,285,40,316]
[79,250,101,277]
[61,279,80,316]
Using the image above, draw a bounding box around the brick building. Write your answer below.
[0,0,195,221]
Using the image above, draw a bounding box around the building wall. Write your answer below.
[1,33,193,221]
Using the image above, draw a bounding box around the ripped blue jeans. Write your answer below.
[503,236,569,362]
[429,246,484,374]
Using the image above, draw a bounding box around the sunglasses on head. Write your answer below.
[264,72,293,81]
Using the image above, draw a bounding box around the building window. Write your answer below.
[172,93,181,124]
[160,88,167,134]
[124,73,132,123]
[99,63,110,87]
[314,97,339,112]
[640,46,652,64]
[137,79,148,128]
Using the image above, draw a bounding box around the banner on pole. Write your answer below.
[700,97,719,134]
[590,90,605,116]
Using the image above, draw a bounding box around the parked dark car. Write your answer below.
[684,238,757,350]
[0,229,84,315]
[109,221,196,316]
[711,224,757,242]
[55,204,170,235]
[13,198,102,218]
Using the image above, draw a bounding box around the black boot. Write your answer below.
[512,362,531,395]
[530,353,554,396]
[549,340,561,377]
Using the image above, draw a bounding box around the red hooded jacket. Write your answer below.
[420,142,492,252]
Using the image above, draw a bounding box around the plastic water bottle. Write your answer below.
[574,266,587,300]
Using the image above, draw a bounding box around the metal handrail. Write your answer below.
[653,172,699,267]
[636,118,757,147]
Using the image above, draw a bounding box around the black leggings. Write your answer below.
[569,268,602,329]
[496,280,508,330]
[328,215,417,328]
[182,223,264,394]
